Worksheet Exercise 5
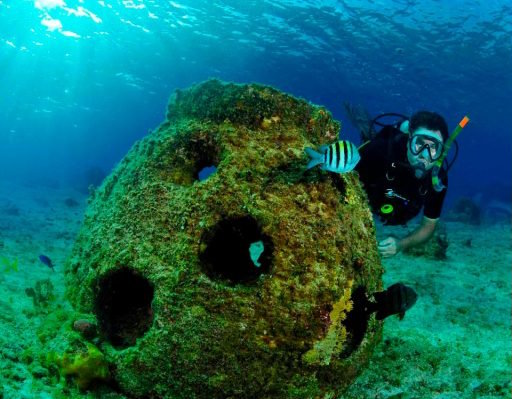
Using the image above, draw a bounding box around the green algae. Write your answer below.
[0,256,19,272]
[46,343,110,390]
[25,278,56,313]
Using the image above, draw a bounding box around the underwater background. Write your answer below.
[0,0,511,398]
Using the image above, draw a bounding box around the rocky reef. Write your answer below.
[63,79,383,398]
[403,223,449,260]
[445,197,481,225]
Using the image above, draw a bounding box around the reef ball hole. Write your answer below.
[340,286,369,358]
[95,268,154,349]
[199,216,273,284]
[187,133,220,182]
[198,165,217,181]
[329,173,346,197]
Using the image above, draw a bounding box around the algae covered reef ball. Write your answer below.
[65,79,384,398]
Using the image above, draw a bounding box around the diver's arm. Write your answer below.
[397,216,437,252]
[378,217,437,258]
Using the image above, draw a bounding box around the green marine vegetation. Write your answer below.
[25,278,56,313]
[403,223,449,260]
[0,256,19,272]
[46,343,110,390]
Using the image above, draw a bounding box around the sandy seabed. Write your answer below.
[0,180,510,399]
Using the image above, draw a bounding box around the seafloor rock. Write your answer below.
[445,197,481,225]
[403,222,449,260]
[64,79,383,398]
[483,199,511,224]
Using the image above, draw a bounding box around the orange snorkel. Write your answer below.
[431,116,469,192]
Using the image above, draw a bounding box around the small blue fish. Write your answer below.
[249,240,264,267]
[305,140,360,173]
[39,254,55,272]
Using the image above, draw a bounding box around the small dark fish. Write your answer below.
[366,283,417,320]
[38,254,55,272]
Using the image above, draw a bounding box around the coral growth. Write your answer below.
[25,279,56,311]
[46,343,110,390]
[403,223,449,260]
[302,283,354,366]
[64,79,383,398]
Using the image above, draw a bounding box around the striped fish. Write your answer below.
[305,140,360,173]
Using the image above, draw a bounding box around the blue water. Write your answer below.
[1,0,511,208]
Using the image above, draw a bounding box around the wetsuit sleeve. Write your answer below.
[423,174,448,219]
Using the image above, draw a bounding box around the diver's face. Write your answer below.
[407,128,444,178]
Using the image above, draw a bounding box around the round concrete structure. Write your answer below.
[66,79,383,398]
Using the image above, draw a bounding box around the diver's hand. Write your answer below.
[378,237,400,258]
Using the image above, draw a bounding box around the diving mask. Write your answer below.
[408,130,444,162]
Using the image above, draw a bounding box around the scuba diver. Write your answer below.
[344,105,469,258]
[304,108,468,323]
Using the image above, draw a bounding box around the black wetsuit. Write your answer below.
[355,126,448,226]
